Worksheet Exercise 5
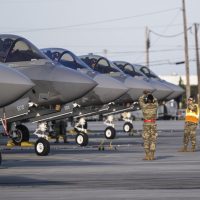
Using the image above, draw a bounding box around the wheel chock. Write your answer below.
[98,139,105,151]
[48,136,52,140]
[128,130,135,136]
[21,141,34,147]
[6,140,15,147]
[108,141,117,151]
[98,145,105,151]
[68,129,76,134]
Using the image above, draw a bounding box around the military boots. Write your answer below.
[178,145,188,152]
[143,150,150,160]
[191,145,196,152]
[149,151,155,160]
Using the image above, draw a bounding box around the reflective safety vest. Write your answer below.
[185,104,199,123]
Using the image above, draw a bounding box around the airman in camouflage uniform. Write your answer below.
[180,97,199,152]
[139,92,158,160]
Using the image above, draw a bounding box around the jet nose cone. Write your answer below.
[52,66,97,103]
[93,74,128,103]
[150,79,173,100]
[0,64,34,107]
[124,76,155,101]
[163,81,185,100]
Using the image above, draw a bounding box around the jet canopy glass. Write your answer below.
[80,55,121,74]
[114,61,143,77]
[134,64,159,79]
[0,34,46,63]
[42,48,92,71]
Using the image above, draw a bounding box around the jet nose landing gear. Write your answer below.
[104,126,116,139]
[33,122,50,156]
[75,132,88,146]
[122,112,133,133]
[35,138,50,156]
[74,117,89,146]
[104,115,116,139]
[123,122,133,133]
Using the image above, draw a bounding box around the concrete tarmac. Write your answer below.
[0,120,200,200]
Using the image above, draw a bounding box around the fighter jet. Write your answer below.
[80,54,155,135]
[41,48,128,146]
[114,61,174,101]
[0,34,97,155]
[41,48,127,106]
[132,64,184,100]
[0,63,34,107]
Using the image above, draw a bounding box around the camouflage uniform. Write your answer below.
[139,94,158,160]
[183,103,199,151]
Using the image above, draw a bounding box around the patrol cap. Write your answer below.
[188,96,194,101]
[188,96,195,102]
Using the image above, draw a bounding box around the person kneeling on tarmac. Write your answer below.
[139,91,158,160]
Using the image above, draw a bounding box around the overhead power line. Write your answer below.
[137,59,196,66]
[134,8,181,63]
[91,48,196,55]
[2,7,180,33]
[150,26,192,38]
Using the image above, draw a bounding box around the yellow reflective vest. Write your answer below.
[185,104,199,123]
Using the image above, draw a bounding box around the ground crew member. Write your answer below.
[53,120,67,143]
[139,92,158,160]
[181,97,199,152]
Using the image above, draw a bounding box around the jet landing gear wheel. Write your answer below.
[12,125,30,145]
[75,132,88,146]
[35,138,50,156]
[104,126,116,139]
[123,122,133,133]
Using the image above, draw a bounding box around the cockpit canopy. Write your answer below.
[80,55,122,74]
[42,48,92,71]
[114,61,144,77]
[134,64,159,79]
[0,34,46,63]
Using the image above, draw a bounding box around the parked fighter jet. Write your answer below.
[132,64,184,100]
[41,48,128,145]
[42,48,127,106]
[0,34,97,155]
[80,54,155,135]
[113,61,175,101]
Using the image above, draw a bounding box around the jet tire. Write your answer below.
[12,124,30,145]
[123,122,133,133]
[75,132,88,146]
[35,138,50,156]
[104,126,116,139]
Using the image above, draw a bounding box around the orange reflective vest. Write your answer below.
[185,104,199,123]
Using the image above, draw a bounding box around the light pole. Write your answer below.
[182,0,190,99]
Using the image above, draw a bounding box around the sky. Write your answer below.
[0,0,200,76]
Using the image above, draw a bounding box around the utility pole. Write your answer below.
[194,23,200,107]
[103,49,108,57]
[145,26,150,67]
[182,0,190,100]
